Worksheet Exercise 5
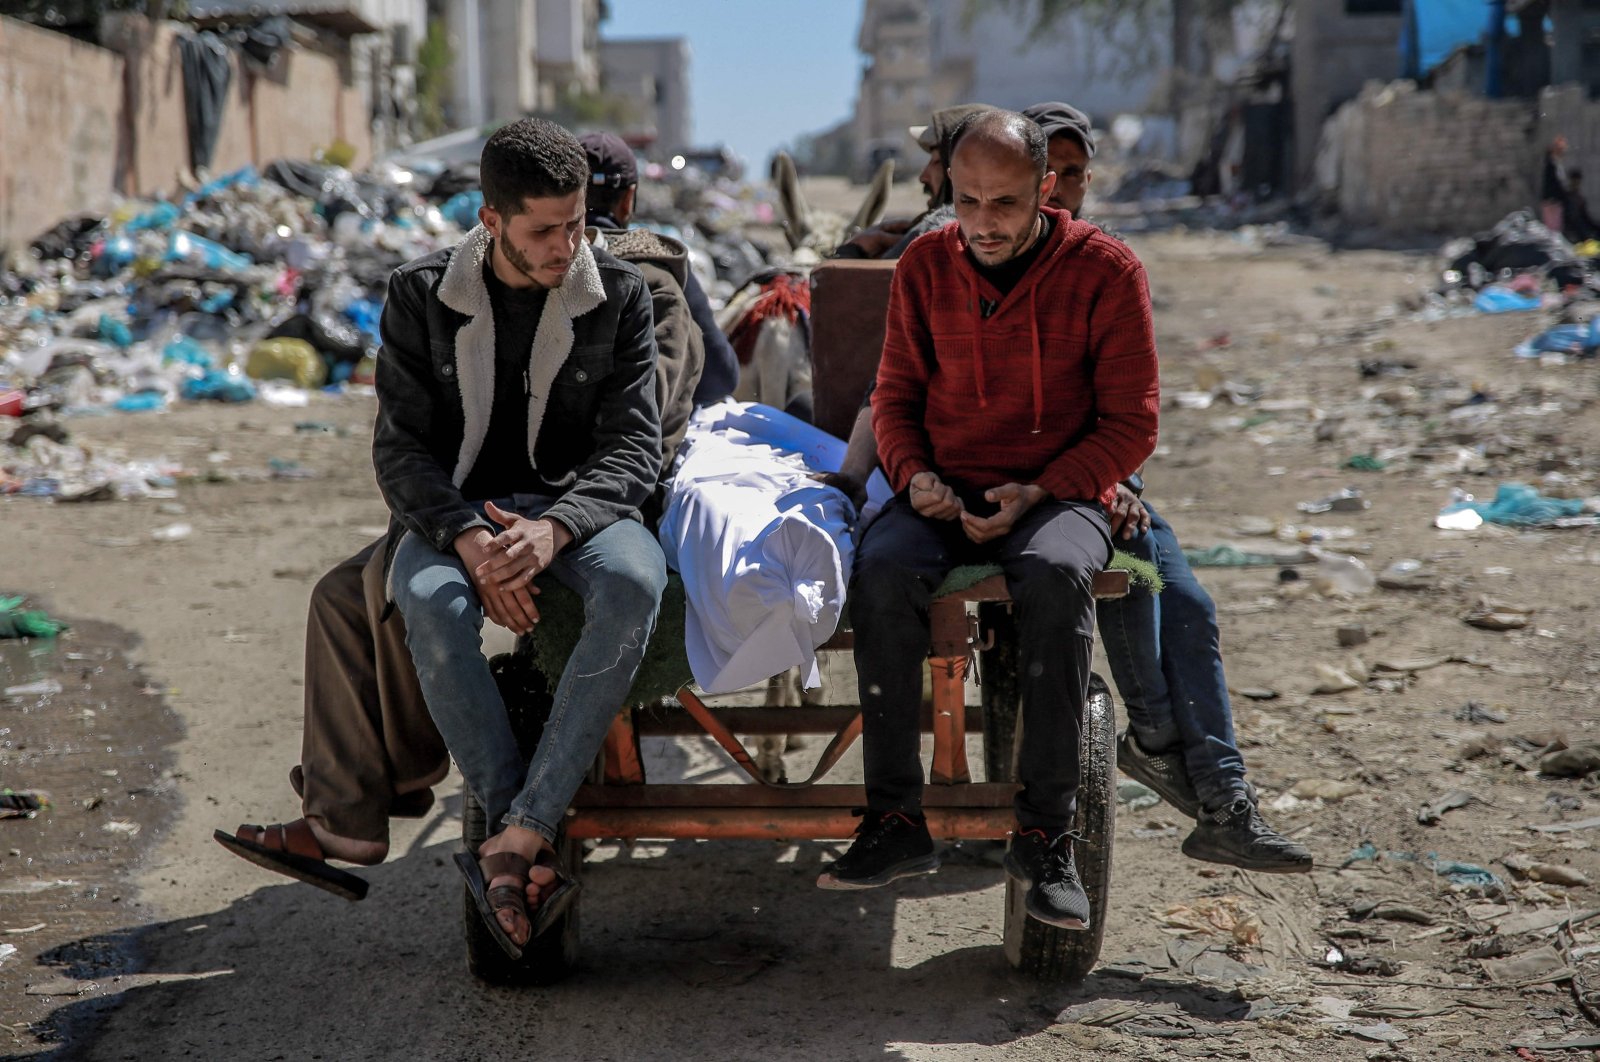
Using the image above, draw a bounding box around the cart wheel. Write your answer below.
[977,603,1020,784]
[1001,673,1116,982]
[462,791,582,986]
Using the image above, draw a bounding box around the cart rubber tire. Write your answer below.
[462,791,582,986]
[1000,674,1116,982]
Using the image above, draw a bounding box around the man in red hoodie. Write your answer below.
[816,111,1159,930]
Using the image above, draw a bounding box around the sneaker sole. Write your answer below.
[815,853,940,890]
[1181,834,1313,874]
[1116,738,1201,820]
[1005,853,1092,930]
[1023,894,1089,931]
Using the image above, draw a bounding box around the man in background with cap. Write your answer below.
[579,131,738,408]
[1020,100,1311,873]
[834,103,990,260]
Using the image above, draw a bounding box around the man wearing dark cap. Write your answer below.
[1020,100,1311,874]
[578,131,738,407]
[1020,102,1095,218]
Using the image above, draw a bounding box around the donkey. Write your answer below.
[718,154,893,783]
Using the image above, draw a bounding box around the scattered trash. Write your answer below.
[0,596,68,639]
[3,680,63,698]
[1514,318,1600,360]
[1464,603,1533,631]
[1298,488,1370,515]
[0,789,51,819]
[1312,552,1376,596]
[1342,454,1387,472]
[1539,744,1600,778]
[1340,844,1503,890]
[1154,895,1263,946]
[1501,854,1591,887]
[1473,285,1542,314]
[149,522,193,543]
[1184,544,1313,568]
[1311,665,1363,695]
[1481,944,1570,984]
[1335,1022,1407,1044]
[1337,624,1370,648]
[1437,483,1589,530]
[1528,816,1600,835]
[101,820,141,837]
[0,943,15,968]
[1417,790,1483,826]
[1118,780,1161,812]
[1376,559,1433,591]
[1454,701,1506,724]
[1349,899,1437,925]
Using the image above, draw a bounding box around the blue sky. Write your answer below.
[603,0,863,169]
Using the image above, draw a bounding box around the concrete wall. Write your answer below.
[0,17,124,256]
[1291,0,1403,187]
[1319,81,1600,235]
[0,14,372,254]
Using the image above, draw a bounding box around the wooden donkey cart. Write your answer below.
[464,259,1148,987]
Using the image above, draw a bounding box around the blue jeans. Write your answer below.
[390,495,666,841]
[1096,502,1248,808]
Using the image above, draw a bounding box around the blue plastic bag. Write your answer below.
[181,371,255,403]
[166,231,253,271]
[1473,285,1541,314]
[442,190,484,231]
[1438,482,1586,527]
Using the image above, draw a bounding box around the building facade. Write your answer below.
[598,36,692,156]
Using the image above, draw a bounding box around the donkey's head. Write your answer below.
[772,152,895,263]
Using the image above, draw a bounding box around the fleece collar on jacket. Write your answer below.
[941,207,1093,433]
[435,224,606,487]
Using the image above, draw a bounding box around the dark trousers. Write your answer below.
[851,497,1112,832]
[298,539,448,843]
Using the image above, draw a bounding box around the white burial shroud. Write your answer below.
[658,401,891,696]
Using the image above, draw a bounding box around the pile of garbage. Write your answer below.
[0,161,472,428]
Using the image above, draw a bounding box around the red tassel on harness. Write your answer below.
[727,274,811,366]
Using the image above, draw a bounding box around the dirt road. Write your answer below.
[4,222,1597,1061]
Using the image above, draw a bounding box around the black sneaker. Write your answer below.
[1003,829,1091,930]
[1182,795,1312,873]
[1116,729,1200,819]
[816,810,939,890]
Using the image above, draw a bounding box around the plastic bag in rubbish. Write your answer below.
[181,370,255,402]
[1311,551,1375,596]
[246,339,326,389]
[1437,482,1585,528]
[166,231,253,271]
[1473,285,1541,314]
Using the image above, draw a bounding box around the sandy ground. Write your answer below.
[3,200,1599,1061]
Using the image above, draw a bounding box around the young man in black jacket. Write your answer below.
[378,118,665,953]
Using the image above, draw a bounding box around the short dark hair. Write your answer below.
[947,110,1047,179]
[479,118,589,216]
[585,180,635,223]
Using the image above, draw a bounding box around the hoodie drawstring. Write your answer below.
[968,272,988,408]
[1029,284,1043,434]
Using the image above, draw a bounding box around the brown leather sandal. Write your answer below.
[213,820,369,902]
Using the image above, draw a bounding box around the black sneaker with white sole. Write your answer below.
[1003,828,1091,930]
[816,809,939,890]
[1116,729,1200,819]
[1182,795,1312,873]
